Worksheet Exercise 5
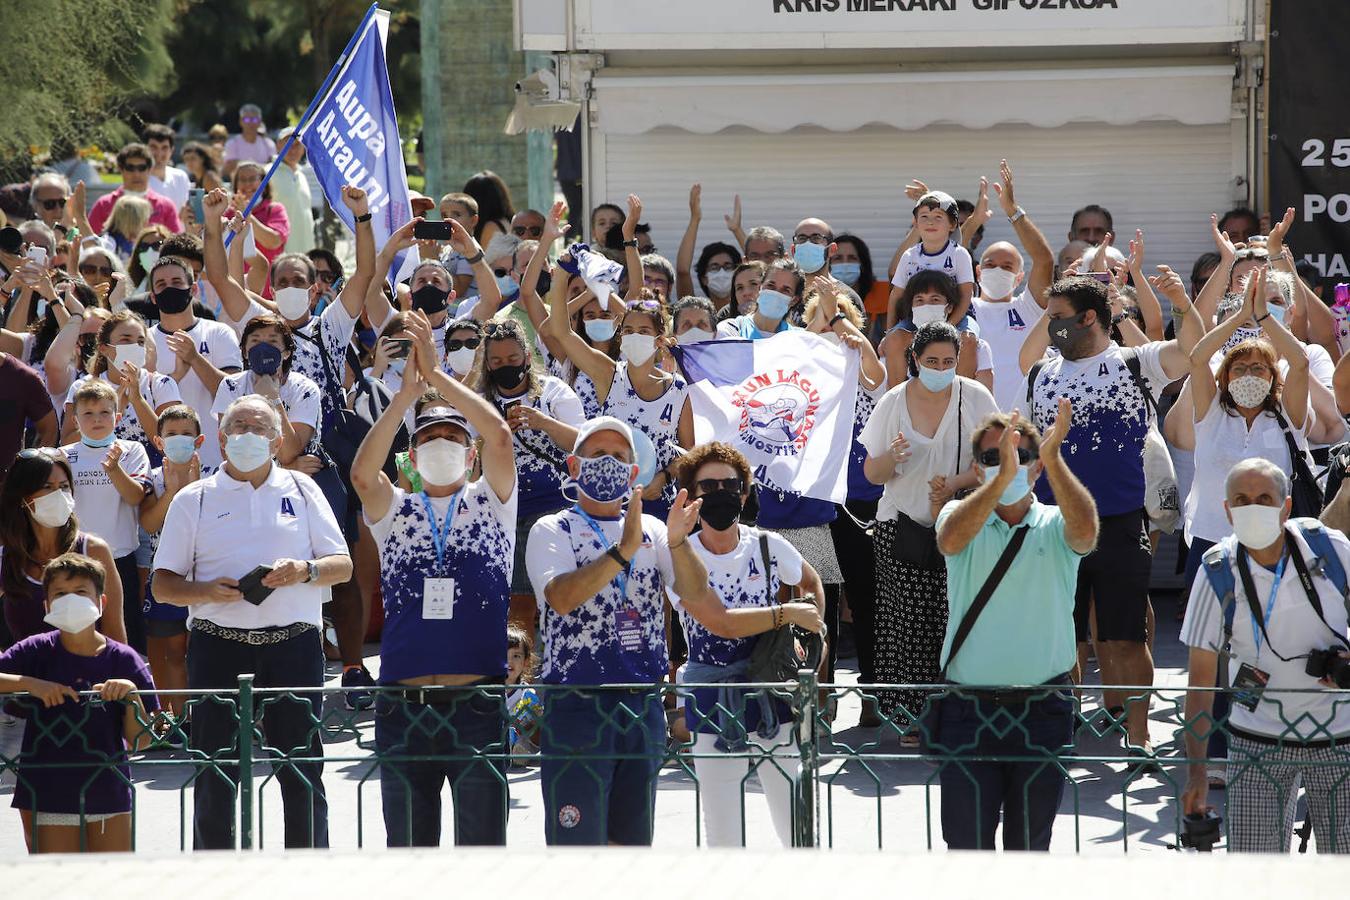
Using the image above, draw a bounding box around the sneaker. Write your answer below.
[342,666,375,711]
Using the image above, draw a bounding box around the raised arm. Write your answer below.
[1126,231,1165,341]
[621,194,644,302]
[1018,309,1051,376]
[992,160,1055,306]
[350,350,423,523]
[447,218,498,321]
[1039,397,1097,554]
[675,184,701,299]
[364,217,421,329]
[1188,271,1253,421]
[1249,267,1309,430]
[959,176,992,250]
[519,201,569,330]
[545,250,618,387]
[936,411,1023,557]
[202,188,259,323]
[336,185,377,319]
[1195,214,1238,326]
[724,194,746,251]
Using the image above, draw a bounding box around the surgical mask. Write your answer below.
[916,364,956,392]
[756,289,791,321]
[1230,503,1285,550]
[446,346,477,374]
[620,333,657,366]
[43,593,102,634]
[138,247,160,273]
[29,489,75,528]
[572,454,634,503]
[1266,302,1287,325]
[677,327,715,346]
[698,490,743,532]
[584,318,616,342]
[410,284,449,315]
[488,363,528,391]
[224,432,273,471]
[794,242,827,274]
[162,434,198,465]
[388,358,406,376]
[705,269,734,296]
[1227,374,1272,409]
[155,285,193,315]
[911,304,947,327]
[496,274,520,298]
[979,267,1019,300]
[832,263,861,286]
[81,430,115,449]
[112,343,146,370]
[274,286,311,321]
[982,464,1033,506]
[415,438,467,486]
[1048,313,1095,358]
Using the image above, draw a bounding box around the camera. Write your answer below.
[1304,647,1350,688]
[1178,811,1222,852]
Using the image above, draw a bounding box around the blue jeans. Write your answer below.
[933,680,1075,851]
[540,689,665,845]
[187,627,328,849]
[374,688,508,846]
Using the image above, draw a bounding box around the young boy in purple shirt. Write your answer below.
[0,552,156,853]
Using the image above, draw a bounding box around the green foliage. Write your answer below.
[0,0,178,181]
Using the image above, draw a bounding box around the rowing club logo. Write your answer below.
[730,369,821,457]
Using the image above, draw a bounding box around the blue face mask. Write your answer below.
[1267,302,1287,325]
[496,274,520,298]
[982,464,1033,506]
[80,431,115,449]
[916,364,956,393]
[584,318,617,342]
[162,434,197,465]
[756,289,791,322]
[832,262,861,286]
[794,241,827,274]
[570,454,634,503]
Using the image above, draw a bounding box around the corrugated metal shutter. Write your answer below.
[598,121,1235,284]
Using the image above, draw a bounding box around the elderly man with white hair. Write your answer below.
[28,172,70,232]
[152,393,352,850]
[1180,456,1350,853]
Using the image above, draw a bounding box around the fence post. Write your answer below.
[237,674,254,851]
[794,668,818,848]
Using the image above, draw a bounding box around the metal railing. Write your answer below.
[4,674,1350,852]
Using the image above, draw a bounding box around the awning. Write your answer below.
[592,64,1235,135]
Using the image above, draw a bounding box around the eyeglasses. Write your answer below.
[696,477,744,495]
[1229,363,1272,378]
[512,225,543,238]
[121,162,150,173]
[793,233,831,246]
[79,263,114,277]
[978,447,1038,467]
[314,270,336,284]
[705,262,736,273]
[638,245,658,254]
[445,337,482,352]
[38,197,68,211]
[225,423,277,437]
[241,116,262,124]
[483,323,512,337]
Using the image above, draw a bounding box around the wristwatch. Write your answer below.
[305,560,319,583]
[621,238,639,248]
[354,212,372,223]
[1110,311,1129,326]
[465,250,484,265]
[829,312,849,328]
[1008,207,1026,224]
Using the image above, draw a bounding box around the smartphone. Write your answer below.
[385,337,413,359]
[25,245,47,268]
[1085,272,1112,284]
[189,188,205,223]
[413,220,453,241]
[329,276,345,296]
[237,565,275,606]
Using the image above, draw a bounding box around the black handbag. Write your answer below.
[747,534,825,683]
[1272,407,1323,518]
[891,383,962,570]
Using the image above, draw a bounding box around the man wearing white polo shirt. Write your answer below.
[152,394,352,850]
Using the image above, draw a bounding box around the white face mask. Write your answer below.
[676,327,715,346]
[620,333,657,366]
[224,431,273,472]
[978,267,1019,300]
[911,304,947,327]
[446,346,477,374]
[113,343,146,370]
[274,286,311,321]
[29,489,75,528]
[705,269,734,297]
[44,593,102,634]
[1229,503,1284,550]
[1227,375,1273,409]
[416,438,468,486]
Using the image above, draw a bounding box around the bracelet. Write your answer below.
[1255,312,1270,323]
[621,238,639,248]
[465,250,484,265]
[606,545,630,569]
[669,538,686,550]
[1008,207,1026,224]
[829,312,848,327]
[354,212,372,223]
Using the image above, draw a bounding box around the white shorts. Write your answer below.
[33,811,123,827]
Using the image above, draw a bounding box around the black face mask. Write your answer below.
[488,363,527,390]
[411,283,449,314]
[698,490,743,532]
[154,285,193,315]
[536,268,552,297]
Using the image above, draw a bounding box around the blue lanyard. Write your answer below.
[572,505,629,601]
[419,490,463,571]
[1251,553,1287,658]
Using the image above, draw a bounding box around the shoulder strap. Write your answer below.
[1297,519,1350,601]
[1117,347,1158,416]
[758,533,775,607]
[940,525,1029,679]
[1025,361,1045,409]
[1269,405,1309,478]
[1201,543,1238,641]
[953,381,963,475]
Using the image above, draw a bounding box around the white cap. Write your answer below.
[572,416,635,455]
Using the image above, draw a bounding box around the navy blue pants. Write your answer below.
[374,688,508,846]
[933,681,1075,851]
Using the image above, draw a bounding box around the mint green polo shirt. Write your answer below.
[935,499,1085,686]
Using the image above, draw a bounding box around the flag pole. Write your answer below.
[226,2,380,246]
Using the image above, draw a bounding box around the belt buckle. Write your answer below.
[246,630,267,646]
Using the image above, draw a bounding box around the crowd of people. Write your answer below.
[2,106,1350,856]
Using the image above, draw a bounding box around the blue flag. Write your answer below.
[299,10,410,280]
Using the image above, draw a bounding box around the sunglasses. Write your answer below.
[978,447,1038,467]
[696,477,744,495]
[492,267,510,278]
[18,448,59,461]
[79,263,114,277]
[38,197,68,211]
[121,162,150,173]
[445,336,482,352]
[315,270,336,283]
[241,116,262,124]
[626,299,662,312]
[512,225,543,238]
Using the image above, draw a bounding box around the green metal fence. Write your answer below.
[4,674,1350,852]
